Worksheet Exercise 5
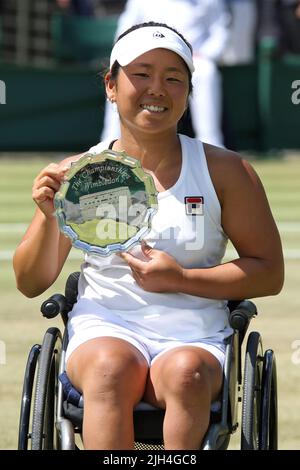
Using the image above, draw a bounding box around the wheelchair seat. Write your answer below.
[18,272,278,450]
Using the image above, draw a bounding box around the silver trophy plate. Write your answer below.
[54,150,158,256]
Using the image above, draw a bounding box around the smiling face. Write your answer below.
[105,48,190,137]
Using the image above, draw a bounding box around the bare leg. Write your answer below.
[66,337,149,449]
[144,346,223,450]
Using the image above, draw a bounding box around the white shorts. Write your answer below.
[66,300,227,369]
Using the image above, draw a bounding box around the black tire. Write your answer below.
[260,349,278,450]
[31,327,62,450]
[241,331,263,450]
[18,344,41,450]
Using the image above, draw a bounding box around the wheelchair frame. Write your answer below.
[18,272,278,450]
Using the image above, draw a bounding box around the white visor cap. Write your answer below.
[110,26,194,74]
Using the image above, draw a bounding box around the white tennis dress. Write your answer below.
[66,134,233,365]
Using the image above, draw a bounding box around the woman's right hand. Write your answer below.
[32,162,70,218]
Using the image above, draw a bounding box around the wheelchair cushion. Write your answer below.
[59,371,83,408]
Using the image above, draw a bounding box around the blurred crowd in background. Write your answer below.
[54,0,300,147]
[0,0,300,67]
[53,0,300,60]
[0,0,300,150]
[56,0,300,57]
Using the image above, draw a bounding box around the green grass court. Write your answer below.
[0,154,299,449]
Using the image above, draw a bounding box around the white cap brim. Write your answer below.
[110,26,194,74]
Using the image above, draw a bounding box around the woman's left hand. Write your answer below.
[120,243,184,293]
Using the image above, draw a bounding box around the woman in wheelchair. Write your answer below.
[13,22,284,450]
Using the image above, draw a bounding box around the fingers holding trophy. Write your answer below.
[54,150,158,256]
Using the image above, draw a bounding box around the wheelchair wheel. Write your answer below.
[241,331,263,450]
[18,344,41,450]
[31,327,62,450]
[260,349,278,450]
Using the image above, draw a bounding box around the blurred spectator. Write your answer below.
[258,0,300,55]
[55,0,96,16]
[221,0,257,64]
[101,0,230,147]
[55,0,127,16]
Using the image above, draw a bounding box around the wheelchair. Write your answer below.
[18,272,278,450]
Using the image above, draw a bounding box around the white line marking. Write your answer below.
[0,222,300,233]
[1,249,300,261]
[277,222,300,232]
[0,223,28,233]
[223,249,300,260]
[0,250,84,261]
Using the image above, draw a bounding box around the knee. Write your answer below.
[82,350,146,396]
[88,352,127,388]
[162,351,211,397]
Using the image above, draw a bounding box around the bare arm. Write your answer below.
[180,151,284,299]
[13,155,83,297]
[121,150,284,300]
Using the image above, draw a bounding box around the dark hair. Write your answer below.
[110,21,193,95]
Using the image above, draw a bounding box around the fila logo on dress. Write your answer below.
[184,196,204,216]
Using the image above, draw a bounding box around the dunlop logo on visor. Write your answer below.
[153,31,165,38]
